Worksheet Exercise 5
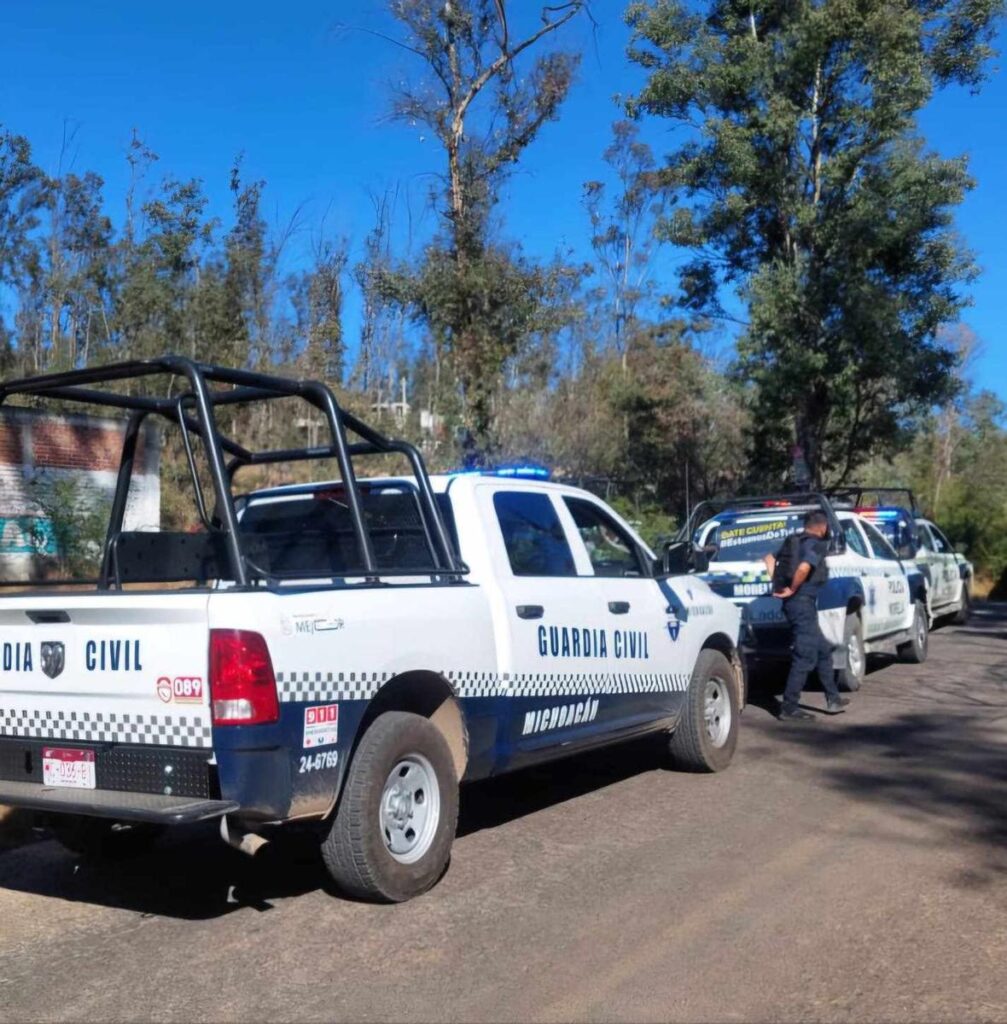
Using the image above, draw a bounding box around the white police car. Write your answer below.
[691,496,929,691]
[850,507,973,625]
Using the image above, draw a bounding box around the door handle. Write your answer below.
[516,605,544,620]
[608,601,631,615]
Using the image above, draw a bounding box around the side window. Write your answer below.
[917,524,935,552]
[843,520,869,558]
[493,492,576,577]
[564,498,644,577]
[861,519,899,561]
[929,524,952,554]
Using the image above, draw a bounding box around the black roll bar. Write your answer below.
[827,485,920,515]
[0,354,466,585]
[679,492,847,555]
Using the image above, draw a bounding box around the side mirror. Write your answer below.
[661,541,709,575]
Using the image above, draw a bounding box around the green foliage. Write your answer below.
[29,476,112,579]
[627,0,1000,485]
[607,494,677,550]
[387,242,584,457]
[860,384,1007,579]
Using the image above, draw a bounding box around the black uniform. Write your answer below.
[780,533,839,712]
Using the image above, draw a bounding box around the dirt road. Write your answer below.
[0,606,1005,1022]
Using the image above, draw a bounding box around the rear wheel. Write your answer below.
[899,599,929,663]
[668,649,739,773]
[321,711,458,903]
[836,613,865,692]
[50,817,163,860]
[952,585,971,625]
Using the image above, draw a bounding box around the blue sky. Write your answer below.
[1,0,1004,397]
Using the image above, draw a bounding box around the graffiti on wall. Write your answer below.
[0,516,57,555]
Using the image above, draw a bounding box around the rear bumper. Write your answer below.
[0,779,237,822]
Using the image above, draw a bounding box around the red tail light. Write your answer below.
[209,630,280,726]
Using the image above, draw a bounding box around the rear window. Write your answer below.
[493,491,576,577]
[240,484,439,575]
[698,513,803,563]
[861,514,915,553]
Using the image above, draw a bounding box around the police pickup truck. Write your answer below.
[688,495,929,691]
[829,487,973,625]
[0,357,743,903]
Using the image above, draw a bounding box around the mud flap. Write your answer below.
[819,605,846,648]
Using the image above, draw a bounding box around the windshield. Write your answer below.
[696,512,804,563]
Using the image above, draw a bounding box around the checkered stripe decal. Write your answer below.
[276,669,692,703]
[0,707,212,748]
[278,671,387,704]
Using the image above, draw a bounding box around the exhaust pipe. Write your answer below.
[219,815,268,856]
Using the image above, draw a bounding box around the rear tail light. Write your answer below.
[209,630,280,726]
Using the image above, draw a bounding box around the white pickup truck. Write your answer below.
[827,488,973,625]
[0,357,744,902]
[689,495,930,691]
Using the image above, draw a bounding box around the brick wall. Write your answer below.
[0,409,160,579]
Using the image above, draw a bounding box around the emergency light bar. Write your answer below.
[450,463,551,480]
[855,507,903,520]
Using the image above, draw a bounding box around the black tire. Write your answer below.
[836,613,865,692]
[898,599,929,663]
[952,585,971,625]
[50,817,163,860]
[321,711,458,903]
[668,649,739,773]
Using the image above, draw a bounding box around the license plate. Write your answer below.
[42,748,96,790]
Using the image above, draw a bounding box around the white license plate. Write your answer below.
[42,748,96,790]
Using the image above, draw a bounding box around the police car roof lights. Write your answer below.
[855,506,905,521]
[449,462,551,481]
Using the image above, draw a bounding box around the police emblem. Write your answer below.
[40,641,65,679]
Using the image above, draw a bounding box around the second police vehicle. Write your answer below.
[688,494,930,691]
[0,357,744,903]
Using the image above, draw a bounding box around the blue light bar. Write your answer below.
[856,506,901,520]
[447,462,552,481]
[493,463,551,480]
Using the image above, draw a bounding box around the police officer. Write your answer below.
[763,510,851,721]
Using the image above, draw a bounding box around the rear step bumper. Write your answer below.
[0,780,238,823]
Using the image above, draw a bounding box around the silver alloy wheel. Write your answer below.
[703,676,731,749]
[380,754,441,865]
[847,629,864,678]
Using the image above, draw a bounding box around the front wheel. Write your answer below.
[836,613,865,691]
[898,599,929,663]
[321,711,458,903]
[668,649,739,773]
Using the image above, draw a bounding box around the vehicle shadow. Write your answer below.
[745,655,889,719]
[0,736,670,921]
[456,735,668,838]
